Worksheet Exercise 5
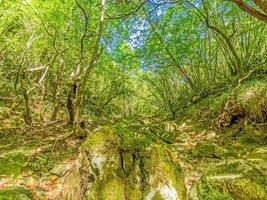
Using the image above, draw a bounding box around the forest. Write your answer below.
[0,0,267,199]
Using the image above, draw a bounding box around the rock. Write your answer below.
[247,147,267,159]
[145,184,179,200]
[244,147,267,174]
[192,142,226,159]
[50,164,71,177]
[0,151,27,177]
[190,160,267,200]
[32,188,46,199]
[0,186,34,200]
[57,126,187,200]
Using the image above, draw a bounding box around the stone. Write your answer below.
[244,147,267,174]
[191,161,267,200]
[50,164,71,177]
[192,142,226,158]
[57,126,187,200]
[0,151,27,178]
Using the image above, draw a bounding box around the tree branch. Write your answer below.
[229,0,267,22]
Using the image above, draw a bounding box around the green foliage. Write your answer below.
[0,0,266,123]
[0,187,33,200]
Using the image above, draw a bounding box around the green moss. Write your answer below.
[215,178,266,200]
[186,91,230,120]
[98,173,125,200]
[197,177,234,200]
[237,80,267,122]
[192,142,226,158]
[246,147,267,160]
[82,126,118,152]
[0,152,27,177]
[87,164,125,200]
[124,186,142,200]
[160,153,186,199]
[152,192,164,200]
[141,144,187,200]
[195,161,267,200]
[82,126,186,200]
[209,93,229,115]
[0,187,33,200]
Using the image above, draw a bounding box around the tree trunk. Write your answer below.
[67,0,106,138]
[51,60,63,121]
[67,77,86,138]
[20,71,32,126]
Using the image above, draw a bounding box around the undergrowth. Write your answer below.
[185,77,267,126]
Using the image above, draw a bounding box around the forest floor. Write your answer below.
[0,115,266,199]
[0,122,81,199]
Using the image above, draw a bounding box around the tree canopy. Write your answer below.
[0,0,266,136]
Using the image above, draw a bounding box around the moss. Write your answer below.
[82,126,186,200]
[186,91,230,120]
[0,152,27,177]
[0,186,33,200]
[195,161,267,200]
[82,126,118,152]
[214,178,267,200]
[151,192,164,200]
[141,144,187,200]
[125,186,142,200]
[196,177,234,200]
[87,164,125,200]
[192,142,226,158]
[246,147,267,160]
[98,173,125,200]
[235,78,267,123]
[218,124,267,161]
[209,93,229,116]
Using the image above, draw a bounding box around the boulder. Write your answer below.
[58,126,187,200]
[192,142,226,159]
[0,151,27,178]
[190,160,267,200]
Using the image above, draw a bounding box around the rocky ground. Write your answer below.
[0,119,266,199]
[0,122,81,199]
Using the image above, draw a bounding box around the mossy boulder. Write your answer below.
[192,142,227,158]
[59,126,187,200]
[244,147,267,174]
[0,186,34,200]
[245,147,267,160]
[191,160,267,200]
[0,151,27,177]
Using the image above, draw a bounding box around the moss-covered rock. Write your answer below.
[0,186,34,200]
[0,151,27,177]
[192,142,227,159]
[59,126,187,200]
[243,147,267,175]
[191,160,267,200]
